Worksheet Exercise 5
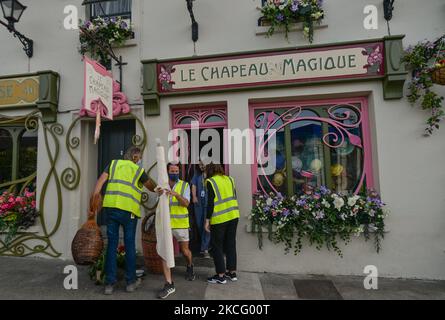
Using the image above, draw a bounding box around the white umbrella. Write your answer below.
[155,139,175,268]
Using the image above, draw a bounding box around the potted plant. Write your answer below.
[260,0,325,43]
[402,35,445,136]
[0,189,39,245]
[79,16,134,69]
[250,187,388,257]
[89,244,128,284]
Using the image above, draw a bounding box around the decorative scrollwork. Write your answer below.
[0,111,63,258]
[129,112,147,153]
[62,116,81,190]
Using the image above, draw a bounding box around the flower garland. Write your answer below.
[260,0,325,43]
[79,16,133,67]
[0,190,39,245]
[402,35,445,136]
[250,187,387,257]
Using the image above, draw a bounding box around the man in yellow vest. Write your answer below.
[158,162,195,299]
[204,163,240,284]
[93,146,157,295]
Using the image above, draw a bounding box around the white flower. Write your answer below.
[266,198,273,206]
[321,199,331,208]
[347,195,360,207]
[333,197,344,211]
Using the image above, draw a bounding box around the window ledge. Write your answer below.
[111,37,138,49]
[245,224,389,233]
[255,22,328,36]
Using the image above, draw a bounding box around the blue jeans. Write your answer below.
[194,200,210,252]
[104,208,138,285]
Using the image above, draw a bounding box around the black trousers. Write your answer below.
[210,218,238,274]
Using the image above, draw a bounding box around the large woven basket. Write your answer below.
[431,67,445,85]
[71,194,104,265]
[141,215,164,274]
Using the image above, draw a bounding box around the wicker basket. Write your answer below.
[141,215,164,274]
[431,67,445,85]
[71,194,104,265]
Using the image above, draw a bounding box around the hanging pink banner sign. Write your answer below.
[83,57,113,120]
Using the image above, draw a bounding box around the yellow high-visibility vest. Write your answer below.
[169,180,190,229]
[206,175,240,225]
[103,160,144,217]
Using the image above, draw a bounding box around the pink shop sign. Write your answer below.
[83,57,113,120]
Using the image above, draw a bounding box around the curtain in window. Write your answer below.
[91,0,132,18]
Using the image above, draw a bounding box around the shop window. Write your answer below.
[88,0,132,21]
[252,99,373,196]
[0,129,13,185]
[18,130,38,179]
[0,127,38,191]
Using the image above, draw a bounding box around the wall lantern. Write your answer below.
[0,0,33,58]
[383,0,395,21]
[186,0,198,43]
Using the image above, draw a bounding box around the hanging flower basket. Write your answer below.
[79,16,134,68]
[402,35,445,135]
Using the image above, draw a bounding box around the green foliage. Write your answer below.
[88,244,126,285]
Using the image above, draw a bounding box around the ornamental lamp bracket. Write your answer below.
[186,0,198,43]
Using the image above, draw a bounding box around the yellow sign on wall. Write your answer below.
[0,76,39,108]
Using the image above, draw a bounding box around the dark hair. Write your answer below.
[206,162,225,178]
[167,162,181,172]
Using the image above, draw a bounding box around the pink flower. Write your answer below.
[159,71,171,82]
[25,191,34,198]
[271,210,277,217]
[31,200,36,208]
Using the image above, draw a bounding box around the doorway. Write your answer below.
[97,119,136,225]
[171,105,227,255]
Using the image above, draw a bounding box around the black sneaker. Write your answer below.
[158,282,176,299]
[225,272,238,282]
[186,265,196,281]
[207,274,227,284]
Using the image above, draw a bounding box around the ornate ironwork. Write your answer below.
[0,111,63,257]
[61,116,82,190]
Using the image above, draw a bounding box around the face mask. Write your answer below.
[169,173,179,182]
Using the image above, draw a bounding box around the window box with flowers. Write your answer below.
[79,16,134,69]
[258,0,325,43]
[0,190,39,245]
[250,188,388,258]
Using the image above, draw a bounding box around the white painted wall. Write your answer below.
[1,0,444,279]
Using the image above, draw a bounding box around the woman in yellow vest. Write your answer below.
[158,162,195,299]
[204,163,240,284]
[93,146,157,295]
